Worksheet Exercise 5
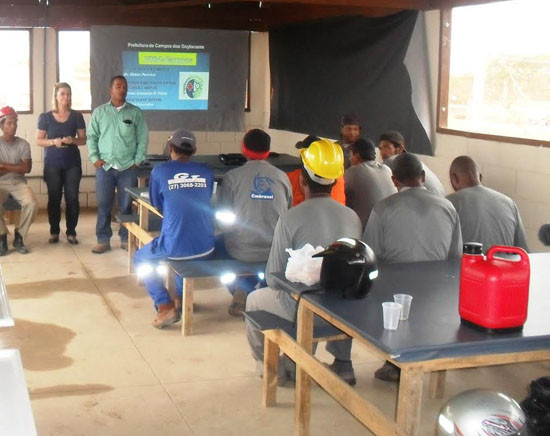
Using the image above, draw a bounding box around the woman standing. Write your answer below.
[36,82,86,244]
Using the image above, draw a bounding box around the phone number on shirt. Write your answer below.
[169,182,207,190]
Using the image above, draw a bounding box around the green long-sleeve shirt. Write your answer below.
[87,101,148,171]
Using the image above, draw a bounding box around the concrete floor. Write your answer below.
[0,210,547,436]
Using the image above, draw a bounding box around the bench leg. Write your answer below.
[128,234,136,274]
[181,278,194,336]
[429,370,446,399]
[263,336,279,407]
[397,367,424,436]
[295,303,314,436]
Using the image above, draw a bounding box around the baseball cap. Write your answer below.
[168,128,196,153]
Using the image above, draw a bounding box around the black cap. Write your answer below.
[463,242,483,255]
[295,135,320,150]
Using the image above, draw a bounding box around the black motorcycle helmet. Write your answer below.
[313,238,378,299]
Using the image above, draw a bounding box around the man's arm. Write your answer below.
[87,109,101,164]
[448,211,463,259]
[0,159,32,174]
[265,217,292,289]
[133,110,149,166]
[148,169,163,214]
[362,207,384,260]
[513,205,529,252]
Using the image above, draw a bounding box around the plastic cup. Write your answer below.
[382,302,402,330]
[394,294,413,320]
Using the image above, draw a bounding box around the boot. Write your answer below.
[152,303,180,329]
[0,234,7,256]
[13,231,28,254]
[228,290,247,317]
[328,359,357,386]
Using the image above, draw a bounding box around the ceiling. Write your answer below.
[0,0,502,31]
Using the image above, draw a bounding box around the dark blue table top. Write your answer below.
[271,254,550,362]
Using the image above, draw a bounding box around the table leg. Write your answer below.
[181,278,194,336]
[263,335,279,407]
[139,204,149,232]
[294,302,314,436]
[429,370,446,399]
[397,368,423,435]
[128,233,135,274]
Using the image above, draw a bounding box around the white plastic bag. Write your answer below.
[284,243,325,286]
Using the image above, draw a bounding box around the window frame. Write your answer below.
[55,28,92,114]
[0,28,33,114]
[437,8,550,148]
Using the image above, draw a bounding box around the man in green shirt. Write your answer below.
[87,75,149,253]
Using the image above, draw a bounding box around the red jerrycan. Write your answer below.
[459,243,530,332]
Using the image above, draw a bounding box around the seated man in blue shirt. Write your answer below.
[134,129,215,329]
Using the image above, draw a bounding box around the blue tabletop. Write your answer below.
[271,254,550,362]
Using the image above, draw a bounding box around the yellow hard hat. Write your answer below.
[300,138,344,181]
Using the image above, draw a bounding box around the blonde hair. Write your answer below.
[52,82,72,113]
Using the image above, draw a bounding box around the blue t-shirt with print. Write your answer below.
[38,110,86,169]
[148,160,215,258]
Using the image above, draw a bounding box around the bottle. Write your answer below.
[459,244,530,332]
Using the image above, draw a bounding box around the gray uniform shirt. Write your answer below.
[266,196,362,290]
[218,160,292,262]
[446,185,529,252]
[363,187,462,263]
[344,160,397,229]
[385,155,445,196]
[0,137,31,182]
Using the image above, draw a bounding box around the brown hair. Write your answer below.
[52,82,72,113]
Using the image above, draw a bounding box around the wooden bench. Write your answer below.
[167,249,266,336]
[243,310,349,407]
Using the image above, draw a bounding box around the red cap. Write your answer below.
[0,106,17,122]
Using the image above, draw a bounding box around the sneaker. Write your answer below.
[152,304,180,329]
[374,361,400,382]
[120,241,128,251]
[228,290,247,317]
[48,234,59,244]
[66,234,78,245]
[328,359,356,386]
[92,243,111,254]
[13,231,29,254]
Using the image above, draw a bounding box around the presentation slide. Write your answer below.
[91,26,249,131]
[122,50,210,110]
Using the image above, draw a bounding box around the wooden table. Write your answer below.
[269,253,550,435]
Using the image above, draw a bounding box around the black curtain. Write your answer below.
[269,12,433,155]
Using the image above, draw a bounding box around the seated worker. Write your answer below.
[245,139,363,385]
[217,129,293,317]
[378,130,446,197]
[134,129,215,329]
[0,106,38,255]
[287,135,345,207]
[344,138,397,229]
[363,152,462,382]
[336,113,361,169]
[447,155,528,252]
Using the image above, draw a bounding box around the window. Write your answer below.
[438,0,550,145]
[58,30,91,111]
[0,29,32,112]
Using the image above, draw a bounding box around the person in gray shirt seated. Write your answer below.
[0,106,38,255]
[218,129,293,317]
[447,155,528,252]
[363,152,462,382]
[344,138,396,229]
[379,130,446,197]
[245,139,362,386]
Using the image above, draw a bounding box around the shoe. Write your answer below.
[13,231,29,254]
[228,290,247,317]
[66,234,78,245]
[152,303,180,329]
[92,243,111,254]
[327,359,356,386]
[48,234,59,244]
[0,234,7,256]
[277,355,296,387]
[374,361,401,382]
[120,241,128,251]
